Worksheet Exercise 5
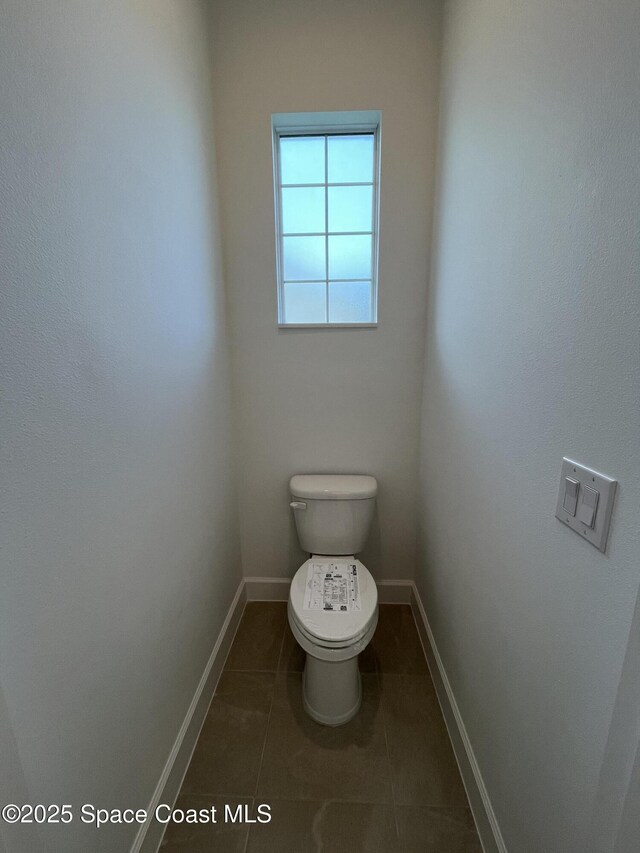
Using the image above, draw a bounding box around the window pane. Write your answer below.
[328,235,372,279]
[283,282,327,324]
[282,187,325,234]
[280,136,325,185]
[329,281,372,323]
[327,134,374,183]
[283,236,326,280]
[328,185,373,233]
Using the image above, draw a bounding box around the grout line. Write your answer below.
[240,797,254,853]
[245,618,285,848]
[248,694,276,843]
[239,797,254,853]
[373,616,402,845]
[178,792,256,800]
[241,793,396,806]
[380,689,401,845]
[224,667,302,674]
[224,668,280,674]
[171,789,404,805]
[219,599,248,675]
[274,613,288,673]
[239,603,287,851]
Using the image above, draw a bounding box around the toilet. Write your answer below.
[288,474,378,726]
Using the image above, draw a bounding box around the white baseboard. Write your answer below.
[244,576,414,603]
[376,579,413,603]
[244,577,291,600]
[409,584,507,853]
[130,579,246,853]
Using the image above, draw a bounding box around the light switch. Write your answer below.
[555,458,617,553]
[577,484,599,528]
[562,477,580,516]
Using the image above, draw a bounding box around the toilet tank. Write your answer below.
[289,474,377,556]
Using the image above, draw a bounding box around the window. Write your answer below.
[272,111,381,327]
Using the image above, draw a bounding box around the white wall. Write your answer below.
[210,0,442,580]
[0,2,239,851]
[417,1,640,851]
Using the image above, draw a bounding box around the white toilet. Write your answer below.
[288,474,378,726]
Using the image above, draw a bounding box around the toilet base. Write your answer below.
[302,653,362,726]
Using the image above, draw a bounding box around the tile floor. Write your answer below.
[160,602,482,852]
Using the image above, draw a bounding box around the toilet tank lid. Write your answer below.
[290,474,377,500]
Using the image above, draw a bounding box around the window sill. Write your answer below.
[278,322,378,330]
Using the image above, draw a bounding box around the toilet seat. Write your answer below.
[290,610,373,649]
[288,557,378,648]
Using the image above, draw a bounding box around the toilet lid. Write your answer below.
[289,557,378,644]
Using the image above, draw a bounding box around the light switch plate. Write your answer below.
[555,458,617,553]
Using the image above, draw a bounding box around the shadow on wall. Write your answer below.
[287,500,305,571]
[588,584,640,853]
[616,741,640,853]
[0,684,43,852]
[360,503,382,579]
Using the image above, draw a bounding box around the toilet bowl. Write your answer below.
[287,474,378,726]
[288,556,378,725]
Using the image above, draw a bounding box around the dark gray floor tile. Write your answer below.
[381,674,468,808]
[181,671,274,797]
[257,673,393,803]
[225,602,287,671]
[160,796,252,852]
[174,599,472,847]
[277,624,305,672]
[358,635,379,672]
[372,605,429,675]
[395,806,482,852]
[247,800,400,853]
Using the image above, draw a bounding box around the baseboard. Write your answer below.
[244,576,414,603]
[410,584,507,853]
[376,579,413,603]
[130,579,247,853]
[244,577,291,600]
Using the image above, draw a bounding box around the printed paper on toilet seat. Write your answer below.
[304,562,361,611]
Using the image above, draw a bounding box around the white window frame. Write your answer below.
[272,110,381,328]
